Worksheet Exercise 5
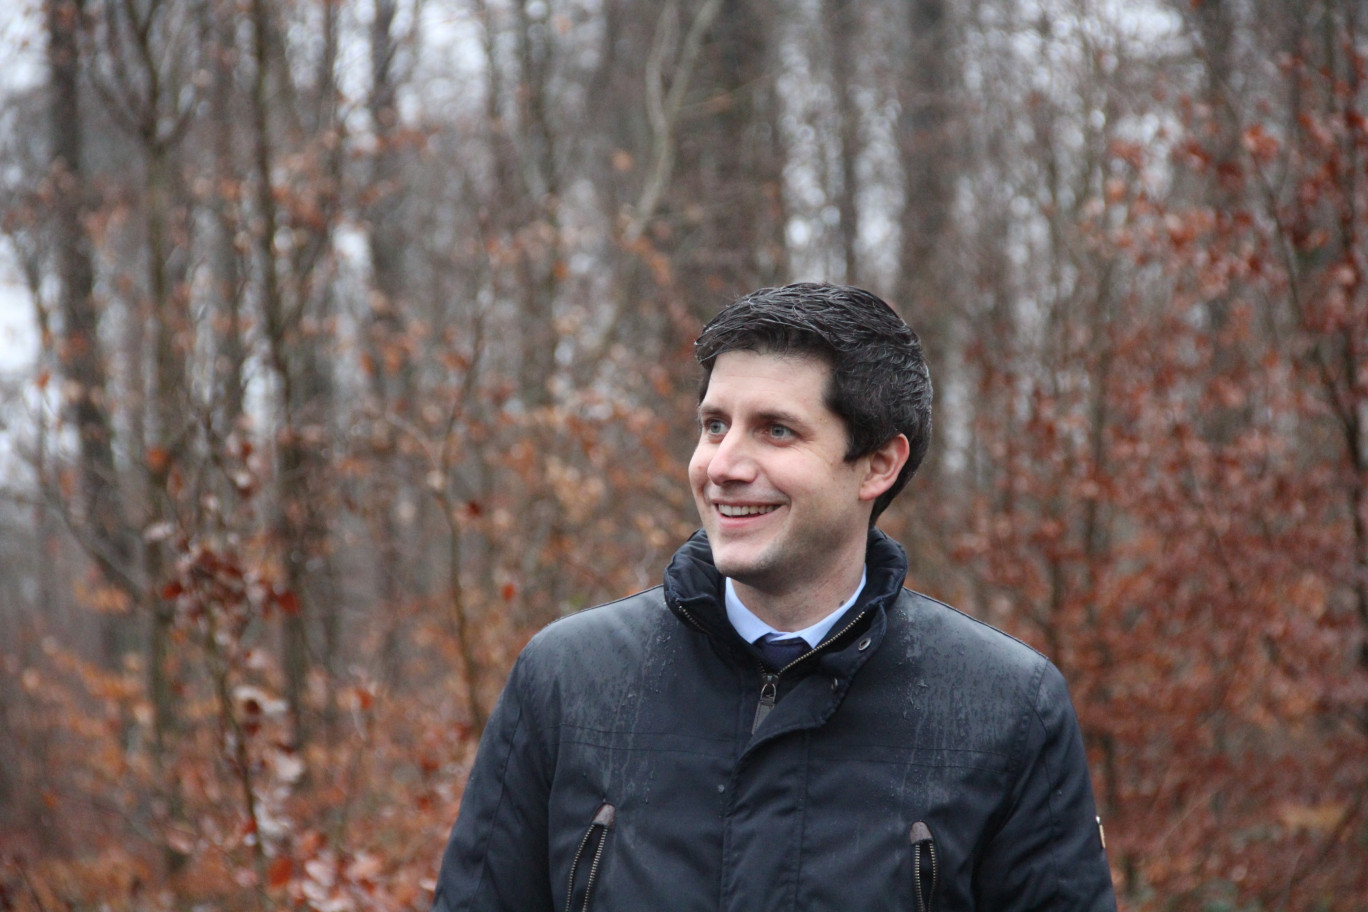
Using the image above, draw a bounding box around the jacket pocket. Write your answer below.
[909,821,938,912]
[565,802,616,912]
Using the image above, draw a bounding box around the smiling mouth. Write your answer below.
[717,504,779,518]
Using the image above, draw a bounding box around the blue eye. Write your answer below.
[702,418,727,436]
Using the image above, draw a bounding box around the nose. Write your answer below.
[705,427,756,485]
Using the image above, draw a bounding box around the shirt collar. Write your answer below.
[724,570,868,649]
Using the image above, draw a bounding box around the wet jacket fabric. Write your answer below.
[433,530,1117,912]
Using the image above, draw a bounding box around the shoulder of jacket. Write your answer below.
[519,586,670,660]
[889,587,1052,678]
[503,587,679,712]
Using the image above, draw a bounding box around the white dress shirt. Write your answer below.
[724,570,867,649]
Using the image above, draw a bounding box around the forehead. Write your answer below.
[699,350,835,411]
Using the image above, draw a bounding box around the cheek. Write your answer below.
[687,447,709,488]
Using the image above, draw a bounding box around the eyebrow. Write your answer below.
[696,403,722,421]
[754,408,807,428]
[696,402,809,430]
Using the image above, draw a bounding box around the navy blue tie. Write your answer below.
[756,633,808,670]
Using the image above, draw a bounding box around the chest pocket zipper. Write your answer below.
[566,803,616,912]
[910,821,938,912]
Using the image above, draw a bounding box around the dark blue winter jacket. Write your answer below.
[433,529,1117,911]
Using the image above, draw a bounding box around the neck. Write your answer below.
[731,558,866,632]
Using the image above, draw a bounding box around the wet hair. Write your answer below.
[694,282,933,523]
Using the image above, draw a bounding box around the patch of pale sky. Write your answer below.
[0,2,43,376]
[0,0,35,381]
[0,1,41,93]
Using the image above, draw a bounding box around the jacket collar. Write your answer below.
[664,528,909,668]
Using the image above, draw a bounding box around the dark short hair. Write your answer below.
[694,283,932,523]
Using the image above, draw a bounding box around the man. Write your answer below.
[433,283,1117,911]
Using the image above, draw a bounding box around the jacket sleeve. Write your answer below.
[973,661,1118,911]
[432,650,555,912]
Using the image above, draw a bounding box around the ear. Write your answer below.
[858,434,910,503]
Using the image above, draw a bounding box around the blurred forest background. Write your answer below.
[0,0,1365,908]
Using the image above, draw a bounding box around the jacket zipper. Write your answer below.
[909,821,938,912]
[751,673,779,731]
[676,600,870,735]
[565,803,615,912]
[749,608,872,733]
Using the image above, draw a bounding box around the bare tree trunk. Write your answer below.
[576,0,727,379]
[1190,0,1248,443]
[248,0,344,752]
[144,130,193,876]
[250,0,310,751]
[47,0,136,665]
[307,0,345,742]
[672,0,786,319]
[209,2,246,432]
[894,0,956,318]
[365,0,413,406]
[97,0,200,875]
[472,0,570,627]
[1299,0,1368,720]
[825,0,861,284]
[889,0,958,564]
[366,0,415,688]
[511,0,563,409]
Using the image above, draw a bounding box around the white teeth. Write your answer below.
[718,504,778,518]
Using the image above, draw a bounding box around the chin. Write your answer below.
[710,552,751,580]
[712,552,774,587]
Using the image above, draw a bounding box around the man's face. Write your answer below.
[689,350,899,606]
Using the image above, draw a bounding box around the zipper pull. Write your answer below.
[591,803,616,828]
[751,673,779,733]
[909,821,938,912]
[566,803,616,912]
